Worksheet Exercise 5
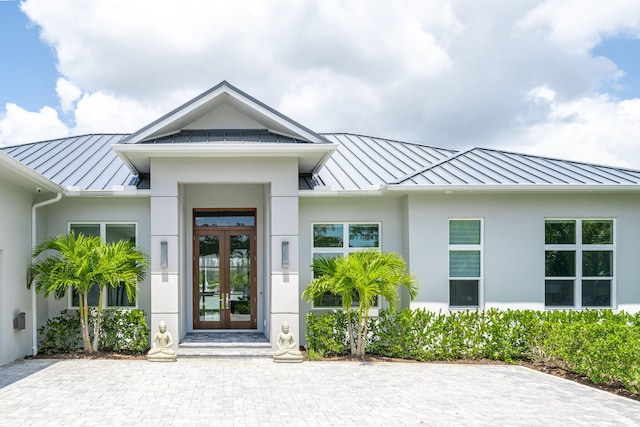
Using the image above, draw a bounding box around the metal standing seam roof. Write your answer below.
[0,134,134,191]
[394,147,640,185]
[300,133,458,190]
[140,129,312,144]
[3,133,640,192]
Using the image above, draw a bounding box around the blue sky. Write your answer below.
[0,1,57,110]
[592,37,640,99]
[1,0,640,168]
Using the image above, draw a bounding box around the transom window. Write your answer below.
[449,219,483,308]
[545,219,614,308]
[69,222,138,308]
[311,222,380,308]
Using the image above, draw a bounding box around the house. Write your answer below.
[2,81,640,365]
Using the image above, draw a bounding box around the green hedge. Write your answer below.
[306,309,640,392]
[38,309,150,355]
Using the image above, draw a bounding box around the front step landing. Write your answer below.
[177,332,273,358]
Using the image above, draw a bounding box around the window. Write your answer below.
[311,222,380,308]
[545,219,614,308]
[449,219,482,307]
[69,222,138,308]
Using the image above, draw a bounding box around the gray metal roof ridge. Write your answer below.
[392,148,475,184]
[122,81,330,144]
[321,132,458,152]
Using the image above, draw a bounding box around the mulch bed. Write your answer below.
[26,351,639,403]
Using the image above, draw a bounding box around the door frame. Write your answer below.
[192,208,257,329]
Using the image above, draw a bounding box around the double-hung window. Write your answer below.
[311,222,380,308]
[69,222,138,308]
[449,219,482,307]
[545,219,614,308]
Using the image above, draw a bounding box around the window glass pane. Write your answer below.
[106,224,136,244]
[194,210,255,227]
[107,283,135,307]
[313,292,343,307]
[545,280,575,306]
[582,251,613,277]
[449,220,480,245]
[450,280,479,306]
[349,224,379,248]
[70,224,100,237]
[582,220,613,245]
[313,224,344,248]
[545,220,576,244]
[545,250,575,277]
[72,284,100,307]
[582,280,611,307]
[449,251,480,277]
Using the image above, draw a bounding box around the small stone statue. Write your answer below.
[273,321,303,363]
[147,320,177,362]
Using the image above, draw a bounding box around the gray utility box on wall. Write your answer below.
[13,312,25,330]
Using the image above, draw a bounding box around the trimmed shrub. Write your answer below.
[99,309,150,354]
[38,310,82,355]
[305,311,350,357]
[38,308,150,355]
[306,308,640,393]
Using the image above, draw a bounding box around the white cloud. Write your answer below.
[508,89,640,168]
[72,91,161,134]
[55,78,82,113]
[0,0,638,169]
[0,103,69,145]
[515,0,640,53]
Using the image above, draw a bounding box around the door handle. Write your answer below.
[221,293,230,310]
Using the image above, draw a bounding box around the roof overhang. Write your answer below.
[113,143,338,174]
[0,151,63,194]
[386,183,640,193]
[299,183,640,197]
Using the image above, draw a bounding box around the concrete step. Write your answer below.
[177,332,273,358]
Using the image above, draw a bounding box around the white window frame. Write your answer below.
[448,218,484,309]
[544,218,616,309]
[310,221,382,309]
[67,221,139,309]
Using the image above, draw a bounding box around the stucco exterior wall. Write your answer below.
[407,191,640,312]
[0,178,34,364]
[298,195,405,341]
[39,197,152,322]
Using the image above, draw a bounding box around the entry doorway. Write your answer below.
[193,210,257,329]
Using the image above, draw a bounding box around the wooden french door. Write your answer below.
[193,222,256,329]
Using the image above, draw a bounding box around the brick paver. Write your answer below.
[0,358,638,426]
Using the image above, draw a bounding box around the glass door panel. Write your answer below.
[193,227,255,329]
[229,234,251,324]
[197,234,222,326]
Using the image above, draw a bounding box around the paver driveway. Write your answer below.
[0,358,639,426]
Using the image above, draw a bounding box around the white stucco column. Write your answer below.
[149,194,180,349]
[269,192,300,347]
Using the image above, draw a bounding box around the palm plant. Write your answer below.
[303,249,418,357]
[28,232,148,353]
